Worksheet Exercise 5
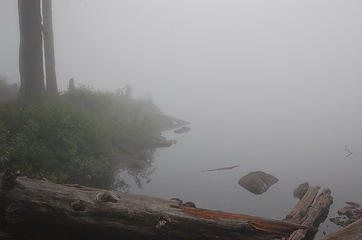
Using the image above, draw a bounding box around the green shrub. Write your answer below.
[0,88,170,188]
[0,77,18,103]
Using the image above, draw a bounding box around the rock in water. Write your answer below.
[346,202,360,209]
[174,126,191,134]
[338,206,354,218]
[238,171,278,195]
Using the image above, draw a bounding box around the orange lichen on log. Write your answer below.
[179,205,307,234]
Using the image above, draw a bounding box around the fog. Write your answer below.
[1,0,362,236]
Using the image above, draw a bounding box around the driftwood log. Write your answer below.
[0,173,310,240]
[279,183,334,240]
[321,218,362,240]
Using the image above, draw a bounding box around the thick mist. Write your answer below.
[1,0,362,236]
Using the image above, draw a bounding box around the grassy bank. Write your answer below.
[0,88,177,188]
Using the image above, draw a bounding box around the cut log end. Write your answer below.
[293,182,309,200]
[1,169,21,190]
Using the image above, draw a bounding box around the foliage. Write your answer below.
[0,76,19,103]
[0,88,171,188]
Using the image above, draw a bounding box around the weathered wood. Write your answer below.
[320,219,362,240]
[201,165,239,172]
[293,182,309,200]
[0,174,308,240]
[281,185,333,240]
[288,189,333,240]
[1,169,21,190]
[0,230,13,240]
[285,186,320,224]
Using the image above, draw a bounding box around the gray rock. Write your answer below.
[338,206,354,218]
[170,198,183,204]
[330,202,362,227]
[346,201,360,209]
[183,202,196,208]
[238,171,278,195]
[174,126,191,134]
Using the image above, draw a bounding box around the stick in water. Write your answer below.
[201,165,239,172]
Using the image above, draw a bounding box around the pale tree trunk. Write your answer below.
[42,0,58,94]
[18,0,45,99]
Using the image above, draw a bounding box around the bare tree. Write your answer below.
[42,0,58,94]
[18,0,45,99]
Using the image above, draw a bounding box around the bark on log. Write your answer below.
[320,219,362,240]
[285,186,321,224]
[281,184,333,240]
[0,173,309,240]
[0,230,13,240]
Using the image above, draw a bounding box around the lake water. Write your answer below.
[120,109,362,238]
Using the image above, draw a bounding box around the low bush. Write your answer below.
[0,88,170,188]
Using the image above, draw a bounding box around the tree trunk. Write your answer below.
[42,0,58,94]
[18,0,45,99]
[0,173,309,240]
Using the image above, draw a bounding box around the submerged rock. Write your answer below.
[330,201,362,227]
[183,202,196,208]
[174,126,191,134]
[338,206,354,218]
[293,182,309,199]
[238,171,278,195]
[170,198,183,204]
[150,136,177,148]
[346,201,360,209]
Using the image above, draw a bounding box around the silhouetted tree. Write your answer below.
[18,0,45,99]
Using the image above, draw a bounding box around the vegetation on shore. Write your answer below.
[0,87,177,188]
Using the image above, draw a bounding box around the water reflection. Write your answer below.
[115,149,156,191]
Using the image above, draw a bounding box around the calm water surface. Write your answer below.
[121,108,362,238]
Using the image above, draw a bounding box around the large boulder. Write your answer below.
[238,171,278,195]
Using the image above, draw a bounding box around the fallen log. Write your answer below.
[0,173,308,240]
[320,218,362,240]
[281,183,333,240]
[0,230,13,240]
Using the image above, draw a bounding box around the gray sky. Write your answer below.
[1,1,362,115]
[1,0,362,138]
